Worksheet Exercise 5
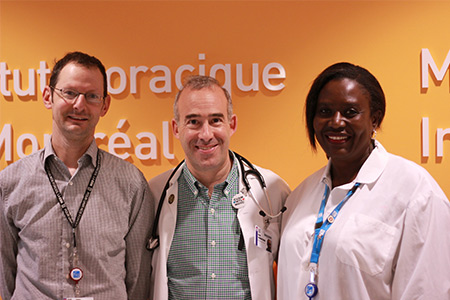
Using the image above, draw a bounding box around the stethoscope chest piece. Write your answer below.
[232,192,246,209]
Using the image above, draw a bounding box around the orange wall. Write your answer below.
[1,0,450,201]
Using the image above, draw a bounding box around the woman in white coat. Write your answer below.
[277,62,450,300]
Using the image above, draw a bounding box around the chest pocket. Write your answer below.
[335,214,397,276]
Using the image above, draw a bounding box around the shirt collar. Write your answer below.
[181,163,201,196]
[43,137,99,168]
[320,140,388,187]
[224,152,239,195]
[181,152,239,197]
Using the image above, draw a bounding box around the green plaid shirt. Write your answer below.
[167,157,251,300]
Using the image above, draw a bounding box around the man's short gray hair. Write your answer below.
[173,75,233,122]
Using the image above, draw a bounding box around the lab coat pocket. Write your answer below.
[335,214,396,276]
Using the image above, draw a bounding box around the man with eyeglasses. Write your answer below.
[0,51,153,300]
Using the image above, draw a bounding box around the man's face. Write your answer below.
[43,62,110,143]
[172,85,237,177]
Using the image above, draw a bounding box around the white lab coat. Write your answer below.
[148,160,290,300]
[277,142,450,300]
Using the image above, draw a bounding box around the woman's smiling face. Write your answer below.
[313,78,379,167]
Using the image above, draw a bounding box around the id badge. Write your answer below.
[254,225,273,253]
[63,298,94,300]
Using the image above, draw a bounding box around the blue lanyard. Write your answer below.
[305,182,361,299]
[310,182,360,265]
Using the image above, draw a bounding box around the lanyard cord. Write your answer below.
[44,151,101,247]
[310,182,360,265]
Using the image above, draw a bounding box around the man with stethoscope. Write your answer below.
[147,75,290,300]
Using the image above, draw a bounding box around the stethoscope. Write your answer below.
[147,151,286,251]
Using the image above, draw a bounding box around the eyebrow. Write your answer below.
[209,113,225,118]
[59,87,102,94]
[185,114,201,119]
[185,113,225,119]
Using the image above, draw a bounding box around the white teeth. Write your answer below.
[199,146,214,150]
[328,136,347,140]
[71,116,86,120]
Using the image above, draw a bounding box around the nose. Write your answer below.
[198,122,213,141]
[329,111,345,128]
[72,94,88,111]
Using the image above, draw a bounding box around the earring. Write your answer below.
[372,129,377,140]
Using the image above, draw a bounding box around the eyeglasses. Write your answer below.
[51,86,104,105]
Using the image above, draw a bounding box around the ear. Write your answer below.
[172,118,180,139]
[42,86,53,109]
[229,114,238,136]
[371,110,382,129]
[100,94,111,117]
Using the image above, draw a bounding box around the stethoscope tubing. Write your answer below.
[147,151,285,251]
[147,159,184,251]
